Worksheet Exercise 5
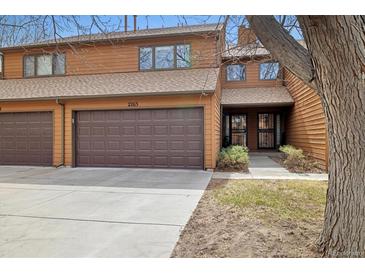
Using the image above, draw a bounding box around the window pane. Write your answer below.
[227,64,245,81]
[36,55,52,76]
[24,56,35,77]
[155,46,174,69]
[260,62,279,80]
[54,53,65,75]
[139,47,153,70]
[0,54,3,73]
[176,44,191,68]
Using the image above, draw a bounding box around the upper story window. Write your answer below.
[24,53,65,78]
[139,47,153,70]
[226,64,246,81]
[176,44,191,68]
[155,46,174,69]
[139,44,191,70]
[0,53,3,79]
[259,62,279,80]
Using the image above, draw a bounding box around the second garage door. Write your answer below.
[0,112,53,166]
[75,108,204,169]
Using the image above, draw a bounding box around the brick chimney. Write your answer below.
[238,26,257,46]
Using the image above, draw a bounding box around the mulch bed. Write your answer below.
[270,155,326,174]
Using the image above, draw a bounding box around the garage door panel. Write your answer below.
[153,157,169,168]
[153,109,169,120]
[123,126,136,135]
[76,108,203,169]
[170,125,185,135]
[121,155,136,166]
[122,140,136,150]
[0,112,53,166]
[107,141,120,150]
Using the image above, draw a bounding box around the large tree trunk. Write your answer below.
[249,15,365,257]
[299,16,365,258]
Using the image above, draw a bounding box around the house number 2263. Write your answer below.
[128,102,139,107]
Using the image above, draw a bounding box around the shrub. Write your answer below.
[217,145,249,171]
[279,144,321,172]
[279,145,305,168]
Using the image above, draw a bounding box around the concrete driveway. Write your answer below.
[0,166,211,257]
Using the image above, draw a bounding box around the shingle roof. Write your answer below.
[1,24,223,50]
[0,68,219,101]
[222,44,270,59]
[221,87,294,106]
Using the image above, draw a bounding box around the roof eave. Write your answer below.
[221,54,272,60]
[0,28,222,51]
[221,102,294,107]
[0,89,215,102]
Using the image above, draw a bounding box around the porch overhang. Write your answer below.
[221,87,294,108]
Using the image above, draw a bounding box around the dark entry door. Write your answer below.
[75,108,204,169]
[258,113,275,149]
[231,114,247,147]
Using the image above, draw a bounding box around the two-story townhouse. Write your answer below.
[221,27,328,169]
[0,24,224,169]
[0,24,329,170]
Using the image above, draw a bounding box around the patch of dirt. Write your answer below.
[214,166,249,173]
[171,179,323,258]
[270,155,325,174]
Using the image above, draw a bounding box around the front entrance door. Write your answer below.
[258,113,275,149]
[231,114,247,147]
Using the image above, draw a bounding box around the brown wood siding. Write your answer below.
[284,70,328,169]
[221,61,283,89]
[211,70,222,167]
[63,94,218,169]
[0,101,62,166]
[2,35,219,79]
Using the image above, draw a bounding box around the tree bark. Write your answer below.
[247,15,315,89]
[250,15,365,257]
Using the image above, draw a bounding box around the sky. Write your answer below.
[0,16,302,47]
[79,15,302,40]
[124,15,222,30]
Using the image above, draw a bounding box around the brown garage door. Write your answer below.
[75,108,204,169]
[0,112,53,166]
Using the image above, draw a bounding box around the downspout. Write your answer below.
[56,97,65,167]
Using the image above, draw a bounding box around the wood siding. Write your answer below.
[211,70,222,167]
[2,35,219,79]
[284,70,328,169]
[221,61,283,89]
[0,101,62,166]
[0,93,220,169]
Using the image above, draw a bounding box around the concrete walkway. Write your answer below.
[213,155,328,181]
[0,166,212,257]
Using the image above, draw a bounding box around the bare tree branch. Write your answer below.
[247,15,315,88]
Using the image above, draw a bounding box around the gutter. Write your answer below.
[0,89,216,102]
[0,27,223,52]
[55,97,65,168]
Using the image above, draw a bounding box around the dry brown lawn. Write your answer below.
[172,179,327,258]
